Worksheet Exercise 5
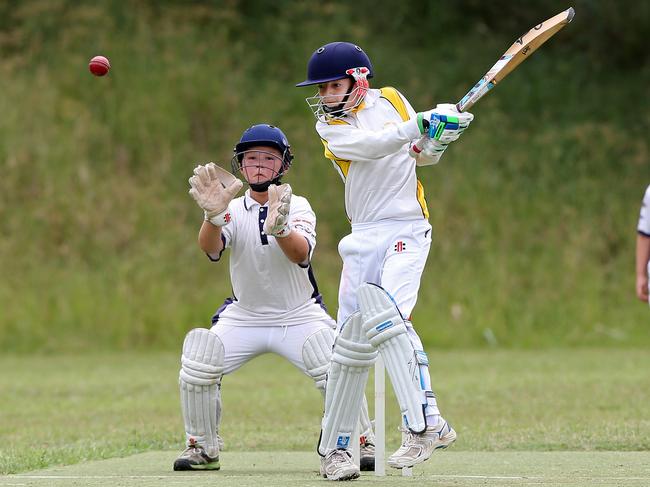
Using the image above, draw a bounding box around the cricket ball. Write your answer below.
[89,55,110,76]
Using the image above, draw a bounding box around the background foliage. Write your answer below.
[0,0,648,352]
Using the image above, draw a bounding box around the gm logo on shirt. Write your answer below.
[376,320,393,332]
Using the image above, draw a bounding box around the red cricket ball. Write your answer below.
[89,55,110,76]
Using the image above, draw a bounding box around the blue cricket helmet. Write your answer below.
[296,42,373,87]
[231,124,293,191]
[233,124,293,168]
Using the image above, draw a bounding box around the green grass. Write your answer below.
[1,349,649,475]
[4,451,650,486]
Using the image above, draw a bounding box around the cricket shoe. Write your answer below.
[217,434,225,451]
[320,449,360,481]
[173,437,220,471]
[359,436,375,471]
[387,418,456,469]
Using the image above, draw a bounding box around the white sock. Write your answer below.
[426,414,441,427]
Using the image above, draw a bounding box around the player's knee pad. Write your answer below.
[357,283,427,433]
[180,328,224,386]
[359,283,408,347]
[302,327,336,393]
[332,315,378,369]
[319,312,378,455]
[179,328,224,456]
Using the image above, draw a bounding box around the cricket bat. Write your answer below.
[411,7,575,155]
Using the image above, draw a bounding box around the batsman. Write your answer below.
[174,124,374,471]
[296,42,474,480]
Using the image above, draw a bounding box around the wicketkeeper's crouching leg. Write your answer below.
[174,328,224,471]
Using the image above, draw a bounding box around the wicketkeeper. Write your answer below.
[296,42,474,480]
[173,124,374,471]
[636,184,650,304]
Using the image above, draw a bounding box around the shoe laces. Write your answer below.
[397,425,414,445]
[327,449,353,467]
[400,425,439,449]
[187,437,205,454]
[403,432,418,447]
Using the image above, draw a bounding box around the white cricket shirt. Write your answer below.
[638,184,650,237]
[209,189,334,327]
[316,87,429,224]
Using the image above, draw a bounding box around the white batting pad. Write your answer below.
[358,283,427,433]
[319,312,378,455]
[179,328,225,458]
[302,327,336,392]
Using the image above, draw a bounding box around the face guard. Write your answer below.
[231,149,290,192]
[305,67,370,123]
[231,124,293,191]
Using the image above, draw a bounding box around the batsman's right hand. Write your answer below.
[189,163,243,226]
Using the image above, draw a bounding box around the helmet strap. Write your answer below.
[249,176,282,192]
[322,96,350,117]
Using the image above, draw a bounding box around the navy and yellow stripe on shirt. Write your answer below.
[321,138,351,180]
[380,87,410,122]
[380,87,429,220]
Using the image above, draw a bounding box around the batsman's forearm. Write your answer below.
[636,234,650,276]
[319,119,420,162]
[198,220,225,255]
[275,231,310,264]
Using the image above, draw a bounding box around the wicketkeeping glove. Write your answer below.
[188,163,243,226]
[264,183,292,238]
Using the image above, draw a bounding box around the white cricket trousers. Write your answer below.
[209,321,334,377]
[337,218,432,324]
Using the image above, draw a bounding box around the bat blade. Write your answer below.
[456,7,575,112]
[409,7,575,158]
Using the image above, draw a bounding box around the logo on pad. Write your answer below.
[376,320,393,332]
[336,435,350,449]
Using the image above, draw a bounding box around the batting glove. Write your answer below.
[417,103,474,143]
